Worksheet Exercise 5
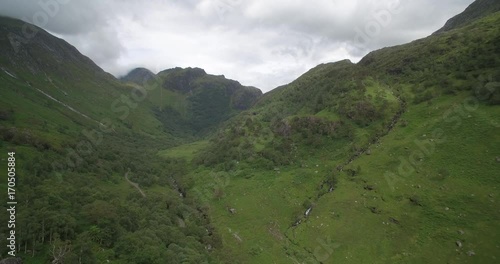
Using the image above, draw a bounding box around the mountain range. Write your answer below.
[0,0,499,263]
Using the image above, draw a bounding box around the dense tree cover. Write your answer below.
[195,10,500,171]
[1,4,500,263]
[0,129,219,263]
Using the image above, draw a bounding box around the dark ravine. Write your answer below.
[172,179,186,198]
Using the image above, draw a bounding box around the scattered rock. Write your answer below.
[228,208,236,214]
[445,207,450,211]
[233,233,243,243]
[409,196,422,206]
[389,217,400,225]
[458,230,465,235]
[366,149,372,155]
[304,207,312,217]
[364,185,375,191]
[369,207,381,214]
[489,194,494,198]
[456,241,463,248]
[496,156,500,163]
[466,250,475,256]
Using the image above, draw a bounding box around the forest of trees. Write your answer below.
[0,130,220,263]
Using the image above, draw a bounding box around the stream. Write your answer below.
[283,94,407,263]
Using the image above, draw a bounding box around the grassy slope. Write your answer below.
[0,18,218,263]
[159,11,500,264]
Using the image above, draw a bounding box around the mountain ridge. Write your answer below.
[434,0,500,34]
[0,1,499,263]
[119,67,156,85]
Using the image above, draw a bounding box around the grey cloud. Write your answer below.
[0,0,476,92]
[0,0,111,35]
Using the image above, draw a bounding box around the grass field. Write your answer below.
[158,91,499,263]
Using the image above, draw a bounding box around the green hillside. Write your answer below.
[180,7,500,264]
[1,0,499,263]
[120,66,262,137]
[0,15,260,263]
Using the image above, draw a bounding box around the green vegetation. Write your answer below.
[0,16,258,263]
[158,140,209,162]
[145,67,262,135]
[1,2,500,263]
[182,8,500,264]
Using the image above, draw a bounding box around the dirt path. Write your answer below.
[125,169,146,198]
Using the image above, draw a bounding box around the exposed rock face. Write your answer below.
[160,67,207,94]
[158,67,262,110]
[152,66,262,132]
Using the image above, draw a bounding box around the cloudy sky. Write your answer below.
[0,0,473,92]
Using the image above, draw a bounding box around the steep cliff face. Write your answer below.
[152,67,262,133]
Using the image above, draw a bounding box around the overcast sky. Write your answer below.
[0,0,474,92]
